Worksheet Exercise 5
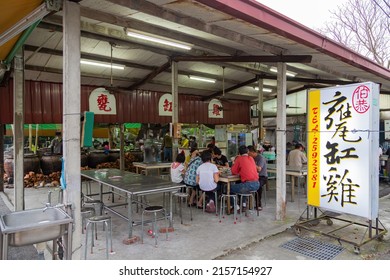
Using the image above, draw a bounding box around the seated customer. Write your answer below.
[170,151,186,184]
[196,150,220,212]
[230,145,260,210]
[184,148,202,206]
[247,145,267,210]
[212,147,229,168]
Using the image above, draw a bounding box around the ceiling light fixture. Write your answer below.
[0,3,52,46]
[269,66,297,77]
[254,87,272,92]
[125,28,192,50]
[80,59,125,70]
[189,75,216,83]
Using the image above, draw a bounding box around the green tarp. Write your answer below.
[6,123,141,130]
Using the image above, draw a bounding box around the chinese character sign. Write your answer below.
[307,82,380,220]
[158,93,173,116]
[88,87,117,115]
[208,99,223,119]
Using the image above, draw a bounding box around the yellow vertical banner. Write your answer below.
[307,90,321,206]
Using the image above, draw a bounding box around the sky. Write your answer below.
[256,0,349,30]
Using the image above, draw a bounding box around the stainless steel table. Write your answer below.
[81,169,183,242]
[267,164,307,202]
[132,162,172,176]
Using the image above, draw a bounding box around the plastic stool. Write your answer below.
[201,190,218,216]
[81,206,95,234]
[174,191,192,224]
[141,206,169,247]
[84,215,113,259]
[219,194,238,224]
[238,193,255,222]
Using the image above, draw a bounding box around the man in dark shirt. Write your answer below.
[212,147,229,168]
[189,136,198,150]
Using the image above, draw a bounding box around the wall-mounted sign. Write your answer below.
[385,120,390,140]
[307,82,380,220]
[158,93,173,116]
[208,99,223,118]
[88,87,117,115]
[215,125,226,142]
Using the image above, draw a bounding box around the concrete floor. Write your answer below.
[1,178,390,260]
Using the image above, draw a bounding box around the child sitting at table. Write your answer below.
[171,151,186,184]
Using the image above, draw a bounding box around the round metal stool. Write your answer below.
[82,179,92,195]
[219,194,238,224]
[238,193,255,222]
[81,206,95,234]
[141,206,169,247]
[250,190,260,216]
[174,191,192,224]
[84,215,113,259]
[83,199,104,216]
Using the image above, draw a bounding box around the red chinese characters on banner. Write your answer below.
[212,104,221,116]
[352,85,370,114]
[163,98,172,112]
[97,93,112,112]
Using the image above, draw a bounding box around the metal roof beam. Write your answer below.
[127,61,171,90]
[106,0,286,55]
[78,7,240,56]
[24,44,155,71]
[24,64,216,94]
[24,44,242,85]
[172,55,312,63]
[38,21,194,57]
[202,77,259,101]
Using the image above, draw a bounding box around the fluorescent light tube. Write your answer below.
[126,29,192,50]
[254,87,272,92]
[286,71,296,77]
[269,66,296,77]
[189,75,216,83]
[80,60,125,70]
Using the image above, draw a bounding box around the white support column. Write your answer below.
[172,60,179,161]
[13,48,24,211]
[63,0,81,259]
[257,79,264,142]
[120,123,125,170]
[276,62,287,220]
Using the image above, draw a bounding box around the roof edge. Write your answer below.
[196,0,390,80]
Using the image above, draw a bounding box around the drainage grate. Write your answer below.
[280,237,344,260]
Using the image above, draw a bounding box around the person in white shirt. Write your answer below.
[287,143,307,168]
[171,151,186,183]
[196,150,220,212]
[287,143,307,192]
